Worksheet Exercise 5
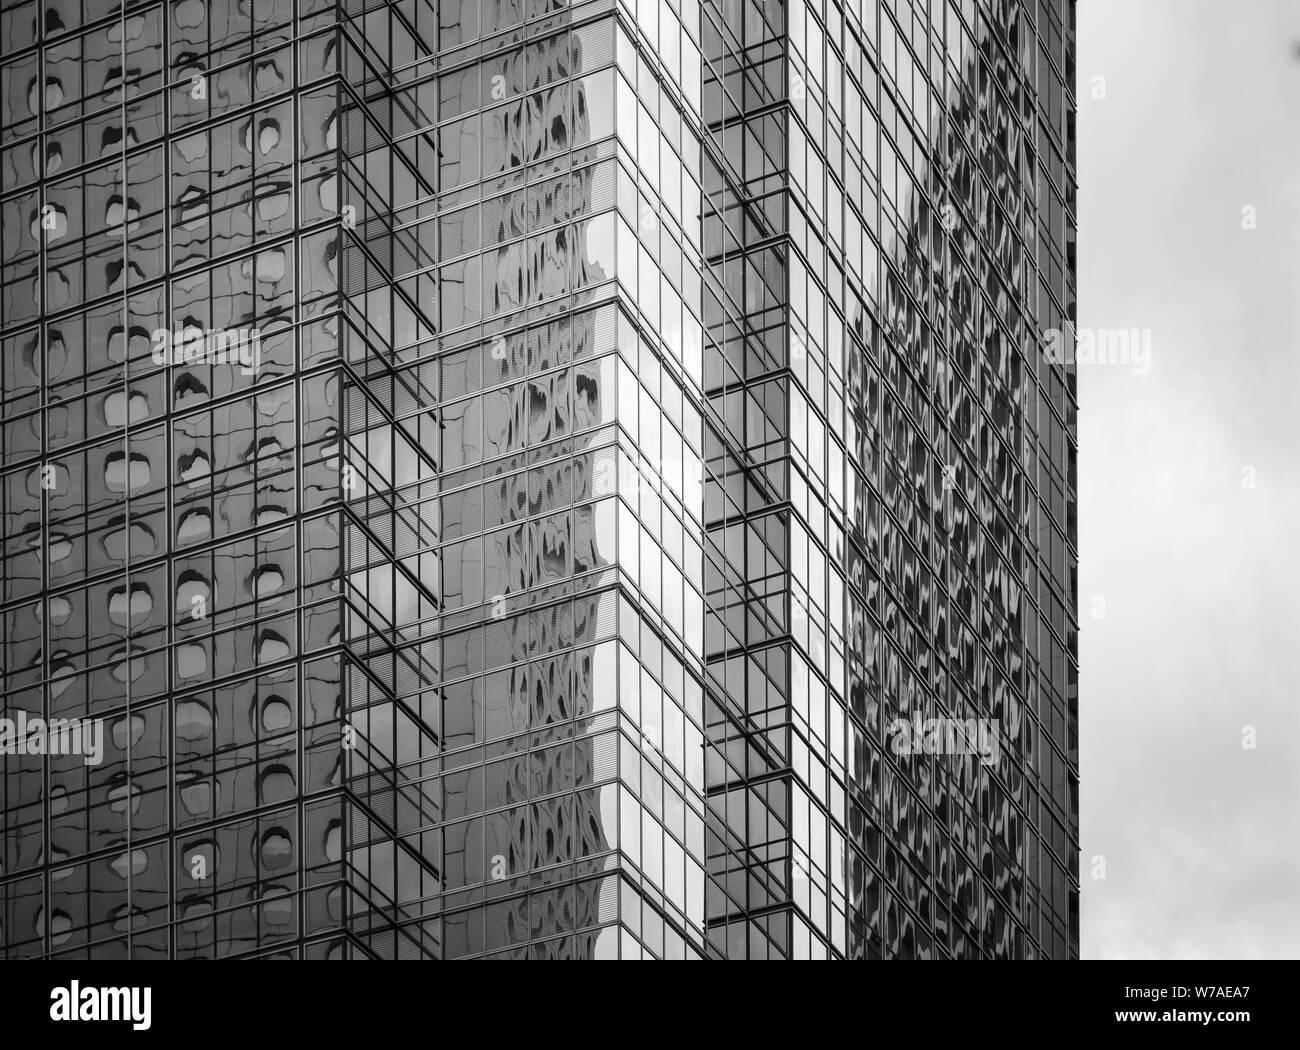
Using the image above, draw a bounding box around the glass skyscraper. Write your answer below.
[0,0,1077,960]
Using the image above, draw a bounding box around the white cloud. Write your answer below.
[1079,0,1300,959]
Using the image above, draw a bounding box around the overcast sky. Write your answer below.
[1079,0,1300,958]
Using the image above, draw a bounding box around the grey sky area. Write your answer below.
[1079,0,1300,958]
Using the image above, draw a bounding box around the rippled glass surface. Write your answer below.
[0,0,349,960]
[697,0,1078,959]
[1,0,1074,960]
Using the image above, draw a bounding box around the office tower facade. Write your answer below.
[0,0,1076,960]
